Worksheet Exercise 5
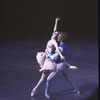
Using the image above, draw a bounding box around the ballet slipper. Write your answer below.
[69,66,77,69]
[73,89,80,94]
[45,92,50,99]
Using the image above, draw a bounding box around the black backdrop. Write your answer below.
[1,0,98,41]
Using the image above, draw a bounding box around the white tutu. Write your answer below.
[43,59,56,71]
[36,52,46,67]
[36,52,56,71]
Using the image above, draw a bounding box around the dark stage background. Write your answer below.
[1,0,98,41]
[0,0,98,100]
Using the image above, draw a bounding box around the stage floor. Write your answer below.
[0,39,98,100]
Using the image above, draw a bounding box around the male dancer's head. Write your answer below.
[57,32,68,43]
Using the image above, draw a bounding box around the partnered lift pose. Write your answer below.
[31,18,80,99]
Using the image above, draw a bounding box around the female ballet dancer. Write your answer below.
[36,17,65,72]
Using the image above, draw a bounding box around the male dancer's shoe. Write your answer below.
[45,92,50,99]
[74,89,80,94]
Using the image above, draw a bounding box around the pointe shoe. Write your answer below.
[31,89,36,96]
[45,93,50,99]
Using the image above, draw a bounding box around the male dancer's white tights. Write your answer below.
[45,62,80,98]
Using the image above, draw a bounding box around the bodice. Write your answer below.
[46,40,54,53]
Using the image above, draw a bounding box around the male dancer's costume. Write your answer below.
[45,43,80,98]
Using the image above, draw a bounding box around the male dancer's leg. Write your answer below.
[45,63,64,98]
[31,70,49,96]
[45,71,57,98]
[61,69,80,94]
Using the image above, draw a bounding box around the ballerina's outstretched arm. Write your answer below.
[53,17,60,32]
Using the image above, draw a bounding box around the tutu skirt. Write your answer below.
[36,52,56,71]
[36,52,46,67]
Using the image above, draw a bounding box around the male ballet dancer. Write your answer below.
[45,32,80,99]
